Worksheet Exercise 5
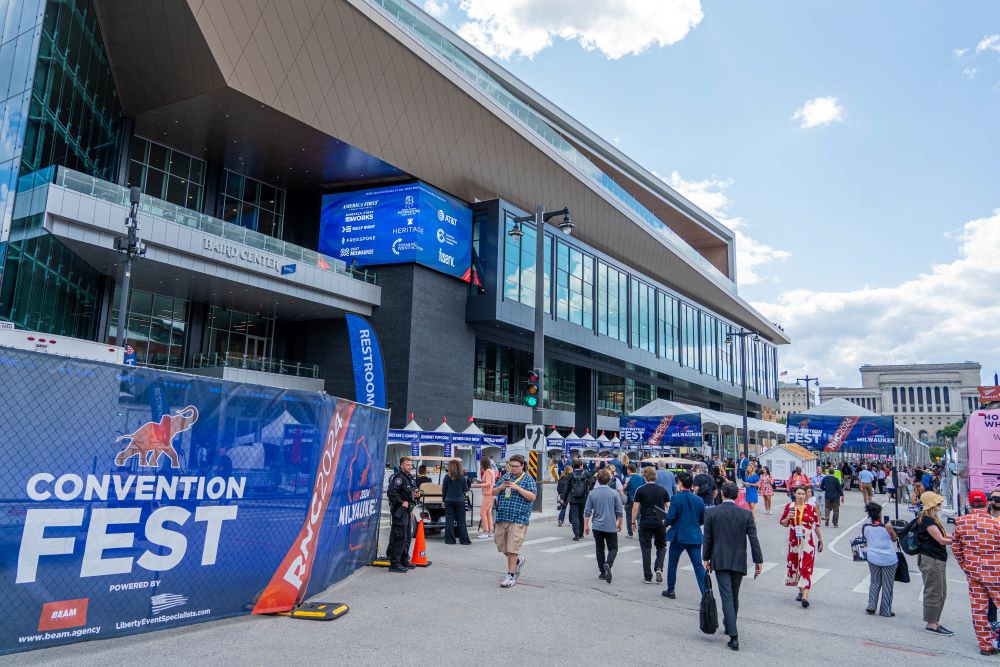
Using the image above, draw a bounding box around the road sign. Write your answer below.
[526,425,545,451]
[527,450,539,478]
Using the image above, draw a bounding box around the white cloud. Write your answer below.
[976,34,1000,54]
[791,96,845,129]
[964,66,980,79]
[954,47,969,58]
[422,0,448,18]
[753,209,1000,386]
[455,0,704,60]
[663,171,790,286]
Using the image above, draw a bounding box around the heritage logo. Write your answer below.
[38,598,88,632]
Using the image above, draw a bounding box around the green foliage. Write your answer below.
[929,446,945,461]
[940,418,966,442]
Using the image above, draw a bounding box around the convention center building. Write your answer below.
[0,0,789,443]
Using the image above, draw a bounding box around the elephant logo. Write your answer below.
[115,406,199,468]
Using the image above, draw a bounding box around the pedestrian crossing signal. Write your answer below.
[525,370,539,407]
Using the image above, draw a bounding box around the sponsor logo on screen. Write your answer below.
[38,598,88,631]
[150,593,188,615]
[114,406,198,468]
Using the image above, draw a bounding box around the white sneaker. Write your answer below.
[477,533,492,540]
[514,555,525,579]
[500,573,516,588]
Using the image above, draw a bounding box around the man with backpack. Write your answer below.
[623,463,644,538]
[562,459,592,541]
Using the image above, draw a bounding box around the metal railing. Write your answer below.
[191,352,321,378]
[24,166,377,285]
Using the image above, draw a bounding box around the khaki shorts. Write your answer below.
[494,522,528,555]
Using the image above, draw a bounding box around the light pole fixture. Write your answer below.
[508,205,572,511]
[114,187,145,349]
[797,375,820,410]
[726,328,759,459]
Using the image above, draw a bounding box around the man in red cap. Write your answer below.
[952,489,1000,655]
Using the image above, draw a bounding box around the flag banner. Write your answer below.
[0,347,388,655]
[344,314,387,409]
[786,414,895,454]
[619,414,703,449]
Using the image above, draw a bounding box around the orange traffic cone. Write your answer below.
[410,519,432,567]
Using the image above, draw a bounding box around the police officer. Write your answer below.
[387,456,421,572]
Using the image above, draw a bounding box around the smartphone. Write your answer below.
[883,515,890,525]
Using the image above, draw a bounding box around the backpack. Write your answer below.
[569,471,589,502]
[896,518,920,556]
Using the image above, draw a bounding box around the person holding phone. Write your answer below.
[703,482,763,651]
[780,485,823,608]
[492,454,537,589]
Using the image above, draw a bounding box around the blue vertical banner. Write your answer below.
[344,314,386,409]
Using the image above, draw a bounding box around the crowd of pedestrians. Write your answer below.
[387,451,994,655]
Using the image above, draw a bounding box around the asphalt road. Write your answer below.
[8,486,990,666]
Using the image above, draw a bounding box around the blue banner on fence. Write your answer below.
[785,414,895,454]
[619,414,703,448]
[345,314,386,409]
[0,347,389,655]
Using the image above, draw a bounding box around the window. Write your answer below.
[625,378,655,413]
[544,357,576,411]
[657,291,678,361]
[597,261,628,343]
[679,302,699,369]
[126,137,204,211]
[555,240,592,328]
[108,287,187,369]
[943,387,950,412]
[892,387,899,412]
[207,307,274,363]
[597,371,625,417]
[630,278,654,352]
[917,386,924,412]
[700,312,717,377]
[934,386,941,412]
[503,216,551,312]
[218,169,286,237]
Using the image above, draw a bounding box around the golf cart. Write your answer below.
[413,455,473,535]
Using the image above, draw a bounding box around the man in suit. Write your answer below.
[662,471,706,599]
[703,482,764,652]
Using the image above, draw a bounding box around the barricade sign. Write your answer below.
[0,347,389,655]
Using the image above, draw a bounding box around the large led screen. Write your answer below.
[319,182,473,281]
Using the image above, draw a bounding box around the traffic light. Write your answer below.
[525,370,540,408]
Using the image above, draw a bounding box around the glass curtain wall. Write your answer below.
[502,215,551,313]
[207,307,274,363]
[544,356,576,411]
[597,261,627,343]
[107,286,187,369]
[630,278,654,353]
[554,239,592,328]
[625,377,655,414]
[700,311,718,377]
[126,136,204,211]
[679,302,699,369]
[657,291,678,362]
[219,169,286,238]
[597,371,625,417]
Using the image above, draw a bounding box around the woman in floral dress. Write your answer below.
[759,466,775,515]
[780,485,824,608]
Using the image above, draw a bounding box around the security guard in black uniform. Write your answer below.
[386,456,421,572]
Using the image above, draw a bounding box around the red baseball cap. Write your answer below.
[969,490,988,505]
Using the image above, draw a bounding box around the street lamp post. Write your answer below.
[114,187,145,348]
[726,328,759,459]
[508,205,573,511]
[797,375,820,410]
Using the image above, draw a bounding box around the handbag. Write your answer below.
[894,549,911,584]
[851,525,869,562]
[699,573,718,635]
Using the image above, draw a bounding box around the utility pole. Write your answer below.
[114,187,145,347]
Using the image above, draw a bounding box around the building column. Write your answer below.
[575,366,596,435]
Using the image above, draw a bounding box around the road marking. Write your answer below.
[584,546,639,558]
[523,537,561,546]
[541,542,592,553]
[812,567,831,582]
[853,575,870,593]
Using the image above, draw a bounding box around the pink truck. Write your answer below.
[958,409,1000,500]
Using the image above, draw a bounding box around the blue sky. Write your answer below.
[423,0,1000,386]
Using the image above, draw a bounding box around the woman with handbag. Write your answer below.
[780,485,824,608]
[863,501,898,617]
[917,491,953,636]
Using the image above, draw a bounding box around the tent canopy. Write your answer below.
[792,398,930,464]
[631,398,786,437]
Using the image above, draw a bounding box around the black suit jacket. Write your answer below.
[702,502,763,575]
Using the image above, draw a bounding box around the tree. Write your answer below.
[929,446,945,461]
[940,418,966,444]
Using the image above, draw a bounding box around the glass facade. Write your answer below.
[679,302,699,369]
[625,377,655,414]
[503,216,551,313]
[126,136,204,211]
[544,356,575,411]
[207,306,275,363]
[597,261,627,343]
[219,168,286,238]
[107,286,187,369]
[554,239,592,328]
[657,291,677,362]
[597,371,625,417]
[700,311,718,378]
[630,277,654,353]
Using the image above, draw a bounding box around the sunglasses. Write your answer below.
[991,498,1000,503]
